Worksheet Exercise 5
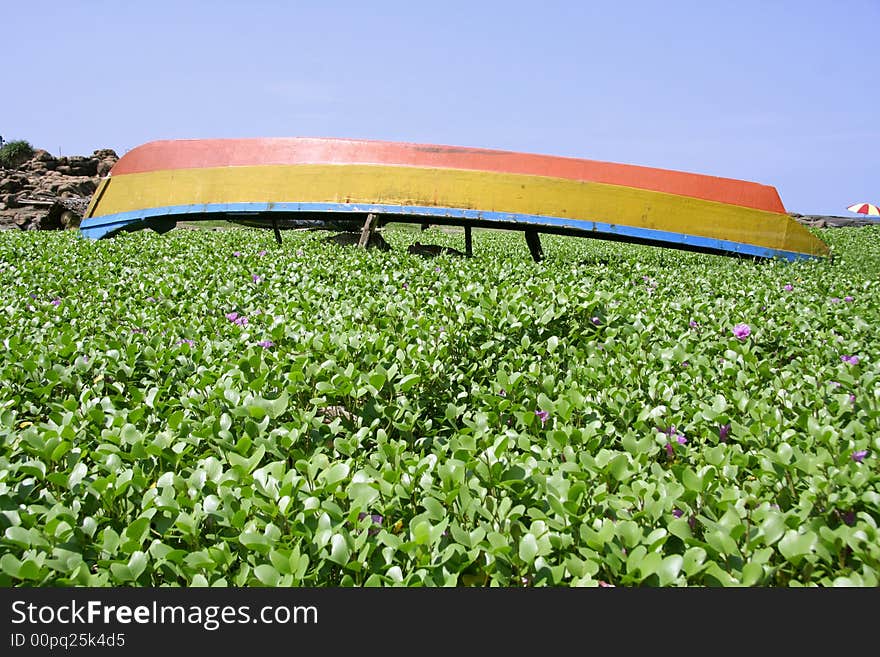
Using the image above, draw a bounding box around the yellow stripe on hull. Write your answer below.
[91,164,828,257]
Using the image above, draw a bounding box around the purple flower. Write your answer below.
[233,251,241,257]
[177,338,195,346]
[672,508,684,518]
[783,284,793,292]
[402,282,409,290]
[663,425,685,444]
[434,267,441,273]
[358,512,384,536]
[258,250,267,256]
[226,311,248,326]
[665,443,675,458]
[257,340,274,348]
[689,320,699,329]
[591,316,601,325]
[732,323,751,340]
[146,296,156,303]
[831,381,841,388]
[851,450,868,463]
[831,297,840,304]
[51,298,62,306]
[535,410,550,426]
[251,274,263,283]
[844,296,854,302]
[681,361,690,368]
[296,249,304,256]
[358,512,382,523]
[687,515,697,531]
[849,394,856,404]
[130,327,146,334]
[841,355,860,366]
[499,389,507,397]
[719,423,731,442]
[842,511,856,527]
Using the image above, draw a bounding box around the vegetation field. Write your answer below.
[0,225,877,586]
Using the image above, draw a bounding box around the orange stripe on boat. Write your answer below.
[109,138,786,214]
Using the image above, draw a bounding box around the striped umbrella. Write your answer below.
[847,202,880,216]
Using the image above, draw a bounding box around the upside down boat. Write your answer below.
[79,137,829,261]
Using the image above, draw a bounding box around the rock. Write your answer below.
[790,213,879,228]
[59,210,80,229]
[67,157,97,176]
[97,159,115,176]
[0,147,116,232]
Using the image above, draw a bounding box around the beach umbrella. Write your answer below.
[847,202,880,216]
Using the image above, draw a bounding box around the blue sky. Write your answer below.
[4,0,877,215]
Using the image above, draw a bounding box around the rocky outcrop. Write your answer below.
[790,213,879,229]
[0,148,118,231]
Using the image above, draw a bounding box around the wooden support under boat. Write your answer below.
[524,229,544,262]
[271,216,282,245]
[465,225,473,258]
[358,213,378,248]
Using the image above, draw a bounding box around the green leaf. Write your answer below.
[705,530,739,556]
[741,562,764,586]
[320,463,350,487]
[328,534,350,565]
[668,518,693,541]
[779,530,816,562]
[658,555,684,586]
[396,374,420,392]
[0,553,22,578]
[254,564,281,586]
[4,526,31,549]
[608,454,629,481]
[636,551,662,581]
[67,462,88,488]
[519,534,539,564]
[239,531,271,554]
[127,551,148,580]
[759,513,786,545]
[125,517,152,544]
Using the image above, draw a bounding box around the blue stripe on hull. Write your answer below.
[79,202,819,261]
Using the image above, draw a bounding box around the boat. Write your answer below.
[79,137,830,261]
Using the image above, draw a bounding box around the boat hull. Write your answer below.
[80,138,829,260]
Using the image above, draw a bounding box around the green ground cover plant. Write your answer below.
[0,225,877,586]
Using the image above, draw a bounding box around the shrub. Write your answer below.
[0,139,35,168]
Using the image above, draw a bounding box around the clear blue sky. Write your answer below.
[4,0,877,215]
